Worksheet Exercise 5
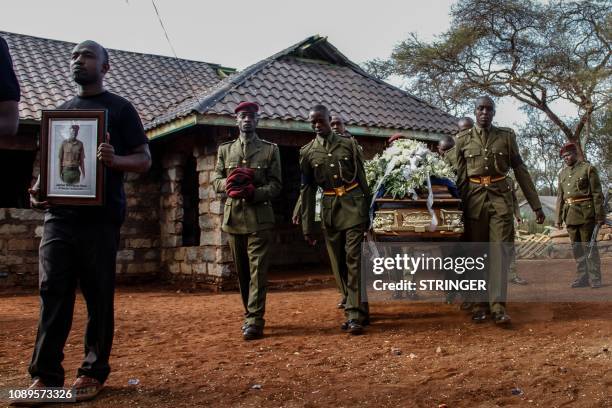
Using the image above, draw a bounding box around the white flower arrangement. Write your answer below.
[364,138,455,199]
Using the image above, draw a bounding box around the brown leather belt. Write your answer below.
[469,175,506,186]
[565,195,591,204]
[323,182,359,197]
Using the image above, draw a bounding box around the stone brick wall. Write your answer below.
[157,128,234,289]
[118,168,162,282]
[0,167,162,288]
[0,208,44,287]
[0,125,411,290]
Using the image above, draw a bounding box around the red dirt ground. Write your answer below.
[1,259,611,407]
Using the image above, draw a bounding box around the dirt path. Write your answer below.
[1,259,610,407]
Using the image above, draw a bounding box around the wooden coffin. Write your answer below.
[372,185,463,239]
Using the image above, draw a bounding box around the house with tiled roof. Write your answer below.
[1,31,457,289]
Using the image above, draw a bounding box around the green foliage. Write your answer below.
[364,0,611,151]
[517,106,611,194]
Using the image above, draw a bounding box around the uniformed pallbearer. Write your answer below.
[555,142,605,288]
[293,113,352,309]
[455,96,544,324]
[212,101,282,340]
[299,104,370,334]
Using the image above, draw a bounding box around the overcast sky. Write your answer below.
[1,0,574,127]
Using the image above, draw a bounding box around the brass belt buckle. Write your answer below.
[482,176,491,186]
[334,185,346,196]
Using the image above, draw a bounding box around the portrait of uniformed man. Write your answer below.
[58,124,86,185]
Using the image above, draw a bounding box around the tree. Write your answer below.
[516,107,611,195]
[366,0,611,159]
[517,109,567,195]
[583,108,612,187]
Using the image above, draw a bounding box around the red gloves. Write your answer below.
[226,168,254,187]
[228,184,255,199]
[226,168,255,200]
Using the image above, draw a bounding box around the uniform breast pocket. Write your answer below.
[225,161,240,173]
[577,176,589,191]
[338,155,355,179]
[250,161,269,185]
[492,149,509,173]
[312,159,327,182]
[464,148,482,171]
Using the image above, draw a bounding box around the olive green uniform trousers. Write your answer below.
[61,167,81,185]
[566,222,601,282]
[465,199,514,314]
[227,230,271,328]
[323,224,368,321]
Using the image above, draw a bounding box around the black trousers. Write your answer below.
[28,218,120,386]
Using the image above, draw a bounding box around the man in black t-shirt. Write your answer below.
[0,36,20,138]
[21,40,151,404]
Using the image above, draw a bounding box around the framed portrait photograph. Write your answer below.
[40,110,107,206]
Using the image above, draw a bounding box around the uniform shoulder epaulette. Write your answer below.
[456,128,471,138]
[300,139,315,152]
[350,136,364,149]
[581,161,595,173]
[497,127,516,137]
[218,139,233,146]
[261,139,277,146]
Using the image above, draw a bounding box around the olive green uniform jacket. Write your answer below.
[299,133,370,235]
[212,135,282,234]
[555,160,604,283]
[555,160,605,226]
[455,125,541,312]
[299,132,370,322]
[455,125,542,220]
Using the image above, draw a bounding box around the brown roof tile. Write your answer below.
[159,36,457,134]
[4,32,456,135]
[2,31,227,126]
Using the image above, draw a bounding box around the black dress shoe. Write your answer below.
[571,278,589,288]
[242,325,263,340]
[509,276,529,285]
[591,280,602,289]
[337,297,347,309]
[471,309,487,323]
[362,317,370,327]
[345,319,363,335]
[492,312,512,325]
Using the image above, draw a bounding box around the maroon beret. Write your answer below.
[560,142,577,156]
[234,101,259,114]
